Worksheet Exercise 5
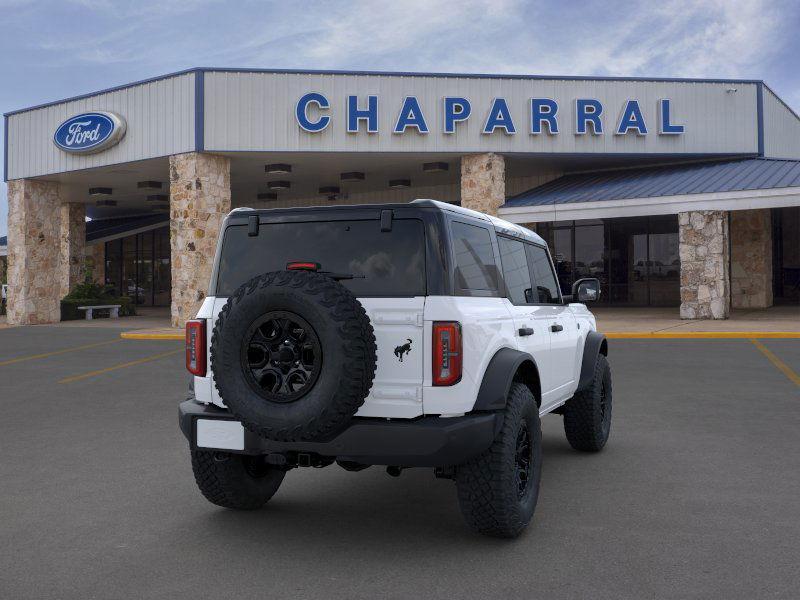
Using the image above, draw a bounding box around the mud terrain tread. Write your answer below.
[563,353,612,452]
[190,450,285,510]
[210,270,377,442]
[455,383,542,538]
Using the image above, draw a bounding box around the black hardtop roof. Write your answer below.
[228,199,545,245]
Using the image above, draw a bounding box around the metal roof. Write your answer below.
[3,66,766,117]
[504,158,800,207]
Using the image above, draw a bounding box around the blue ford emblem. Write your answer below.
[53,111,126,154]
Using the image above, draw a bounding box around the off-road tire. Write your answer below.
[211,270,377,442]
[563,353,612,452]
[455,383,542,538]
[191,450,285,510]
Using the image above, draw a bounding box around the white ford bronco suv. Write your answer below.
[179,199,611,537]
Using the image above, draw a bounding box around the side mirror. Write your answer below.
[571,278,601,303]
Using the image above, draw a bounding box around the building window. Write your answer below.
[104,227,171,306]
[535,215,678,307]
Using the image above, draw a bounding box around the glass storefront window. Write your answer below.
[104,226,171,306]
[532,215,678,307]
[153,228,172,306]
[575,224,605,293]
[773,207,800,303]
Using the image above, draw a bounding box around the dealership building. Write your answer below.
[3,67,799,326]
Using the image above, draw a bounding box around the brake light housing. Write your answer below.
[286,261,320,271]
[186,319,206,376]
[433,321,462,386]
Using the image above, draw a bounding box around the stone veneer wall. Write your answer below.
[169,152,231,328]
[679,210,730,319]
[730,209,773,309]
[460,153,505,216]
[59,202,86,298]
[6,179,63,325]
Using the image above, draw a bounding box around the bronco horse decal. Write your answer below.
[394,339,413,362]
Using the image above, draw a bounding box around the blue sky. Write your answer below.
[1,0,799,237]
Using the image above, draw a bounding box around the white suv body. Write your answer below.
[192,201,595,420]
[180,199,611,538]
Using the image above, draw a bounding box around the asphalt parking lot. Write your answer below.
[1,325,799,600]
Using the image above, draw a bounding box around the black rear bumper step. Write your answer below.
[179,400,499,467]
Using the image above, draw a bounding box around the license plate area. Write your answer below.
[195,418,245,451]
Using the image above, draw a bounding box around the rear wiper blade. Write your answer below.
[319,271,366,281]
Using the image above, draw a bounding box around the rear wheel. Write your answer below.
[455,383,542,538]
[563,353,612,452]
[191,450,285,510]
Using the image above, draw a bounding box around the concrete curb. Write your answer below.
[120,330,800,341]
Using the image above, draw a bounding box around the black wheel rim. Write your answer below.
[514,423,533,499]
[241,310,322,403]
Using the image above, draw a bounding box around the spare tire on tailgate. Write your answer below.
[211,270,377,442]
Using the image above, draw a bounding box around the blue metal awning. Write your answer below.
[504,158,800,208]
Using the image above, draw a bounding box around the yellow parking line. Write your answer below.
[750,339,800,387]
[604,332,800,339]
[121,331,184,340]
[0,339,122,367]
[59,349,183,384]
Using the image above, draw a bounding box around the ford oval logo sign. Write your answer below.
[53,111,126,154]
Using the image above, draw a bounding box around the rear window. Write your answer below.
[215,219,426,297]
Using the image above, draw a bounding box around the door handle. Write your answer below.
[518,327,534,337]
[550,323,563,333]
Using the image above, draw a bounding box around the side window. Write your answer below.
[451,221,499,291]
[526,244,561,304]
[498,237,533,304]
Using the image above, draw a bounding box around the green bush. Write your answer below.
[60,266,137,320]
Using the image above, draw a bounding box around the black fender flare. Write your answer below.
[577,331,608,392]
[473,348,540,412]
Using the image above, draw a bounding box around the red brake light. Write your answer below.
[186,319,206,376]
[433,321,462,386]
[286,261,320,271]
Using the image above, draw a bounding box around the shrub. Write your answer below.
[60,274,137,321]
[60,296,136,321]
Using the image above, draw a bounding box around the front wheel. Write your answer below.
[563,353,612,452]
[191,450,286,510]
[455,383,542,538]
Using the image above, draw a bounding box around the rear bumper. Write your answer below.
[179,400,499,467]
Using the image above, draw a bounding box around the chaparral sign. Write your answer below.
[53,111,127,154]
[295,94,685,137]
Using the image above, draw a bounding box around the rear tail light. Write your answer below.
[433,321,462,386]
[286,261,320,271]
[186,319,206,376]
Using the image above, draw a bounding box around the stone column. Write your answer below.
[169,152,231,328]
[730,209,773,309]
[6,179,62,325]
[59,202,86,298]
[461,153,505,216]
[679,210,730,319]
